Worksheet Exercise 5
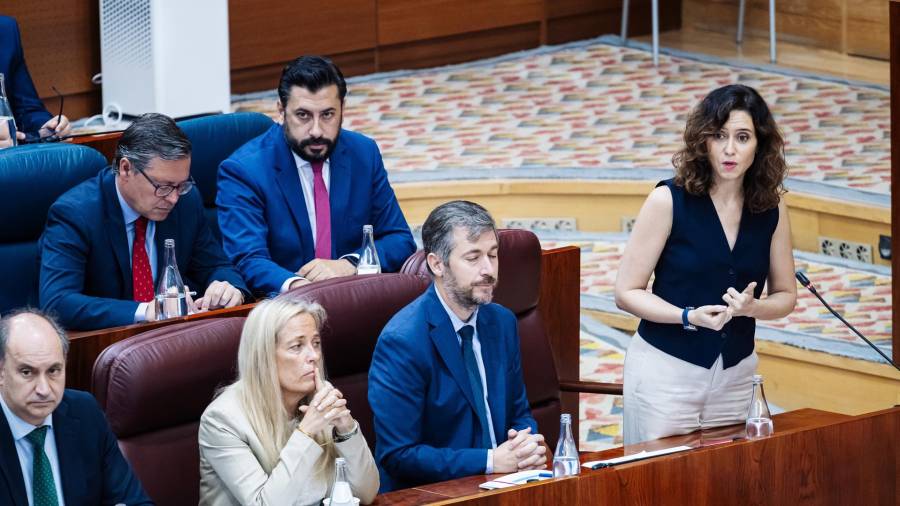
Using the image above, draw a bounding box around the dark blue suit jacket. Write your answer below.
[39,169,248,330]
[0,16,52,135]
[0,389,152,506]
[217,124,415,296]
[368,284,537,492]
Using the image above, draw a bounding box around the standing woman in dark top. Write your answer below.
[614,84,797,445]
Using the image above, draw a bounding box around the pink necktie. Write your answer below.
[311,161,331,259]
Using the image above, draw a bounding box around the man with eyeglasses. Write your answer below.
[38,113,248,330]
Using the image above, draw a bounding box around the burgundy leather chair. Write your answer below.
[284,273,432,448]
[92,318,246,506]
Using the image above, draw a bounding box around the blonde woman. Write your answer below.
[198,298,379,505]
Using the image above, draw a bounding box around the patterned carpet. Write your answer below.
[233,36,890,203]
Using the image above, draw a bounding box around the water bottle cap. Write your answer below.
[560,413,571,423]
[164,238,175,247]
[752,374,763,383]
[335,457,346,464]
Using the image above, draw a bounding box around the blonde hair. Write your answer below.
[230,297,336,474]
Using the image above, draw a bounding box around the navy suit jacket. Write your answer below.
[0,389,152,506]
[39,169,248,330]
[368,284,537,492]
[0,16,52,135]
[217,124,416,296]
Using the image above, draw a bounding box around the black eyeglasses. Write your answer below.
[22,86,64,144]
[133,164,195,197]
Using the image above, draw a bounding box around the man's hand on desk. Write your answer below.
[39,115,72,139]
[193,280,244,312]
[297,258,357,282]
[492,427,548,474]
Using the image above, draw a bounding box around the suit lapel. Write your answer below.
[326,130,351,255]
[274,131,315,262]
[101,171,133,298]
[53,395,86,503]
[476,308,506,439]
[425,287,480,415]
[0,411,28,506]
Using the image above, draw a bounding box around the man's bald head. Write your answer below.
[0,309,69,425]
[0,309,69,363]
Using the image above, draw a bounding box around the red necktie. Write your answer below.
[132,216,154,302]
[311,161,331,259]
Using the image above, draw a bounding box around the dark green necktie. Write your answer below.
[25,426,59,506]
[459,325,492,449]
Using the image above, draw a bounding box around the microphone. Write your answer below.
[795,270,899,373]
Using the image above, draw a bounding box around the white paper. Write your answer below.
[582,445,693,469]
[479,470,554,490]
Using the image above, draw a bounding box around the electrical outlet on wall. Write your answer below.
[819,236,872,264]
[501,218,576,232]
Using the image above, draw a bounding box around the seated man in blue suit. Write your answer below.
[368,200,547,491]
[0,309,152,505]
[39,113,248,330]
[217,55,416,296]
[0,15,71,149]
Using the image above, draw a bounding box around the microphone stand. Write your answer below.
[795,271,900,373]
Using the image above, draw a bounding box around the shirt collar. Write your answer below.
[291,150,330,172]
[0,392,53,442]
[435,285,479,334]
[114,178,142,226]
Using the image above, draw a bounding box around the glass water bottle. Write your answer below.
[552,413,580,477]
[357,224,381,275]
[327,457,354,506]
[0,73,17,147]
[746,374,774,438]
[155,239,188,319]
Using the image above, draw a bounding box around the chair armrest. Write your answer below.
[559,380,623,396]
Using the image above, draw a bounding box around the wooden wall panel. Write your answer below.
[377,0,544,46]
[847,0,890,59]
[684,0,843,52]
[228,0,377,70]
[1,0,101,120]
[379,23,542,72]
[890,0,899,366]
[547,0,682,45]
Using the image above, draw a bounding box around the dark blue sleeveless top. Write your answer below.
[637,179,779,369]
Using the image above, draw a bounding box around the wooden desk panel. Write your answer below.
[373,408,896,505]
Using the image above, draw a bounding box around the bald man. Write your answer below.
[0,309,151,505]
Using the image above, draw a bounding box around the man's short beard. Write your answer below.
[284,126,341,162]
[444,266,497,311]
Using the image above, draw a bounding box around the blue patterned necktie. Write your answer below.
[25,426,59,506]
[458,325,492,448]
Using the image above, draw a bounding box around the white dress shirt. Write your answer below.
[434,288,498,473]
[115,180,157,322]
[0,394,66,506]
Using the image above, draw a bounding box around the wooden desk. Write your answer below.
[374,407,898,505]
[67,130,124,162]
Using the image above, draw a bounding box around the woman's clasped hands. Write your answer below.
[688,281,758,331]
[297,367,356,436]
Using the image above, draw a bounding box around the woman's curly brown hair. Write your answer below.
[672,84,787,213]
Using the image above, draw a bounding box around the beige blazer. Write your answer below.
[198,385,379,506]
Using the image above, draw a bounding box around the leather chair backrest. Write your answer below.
[92,318,246,506]
[285,274,432,448]
[0,143,106,313]
[177,112,274,240]
[401,229,562,450]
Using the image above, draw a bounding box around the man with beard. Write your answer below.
[368,200,546,492]
[39,113,248,330]
[217,55,415,296]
